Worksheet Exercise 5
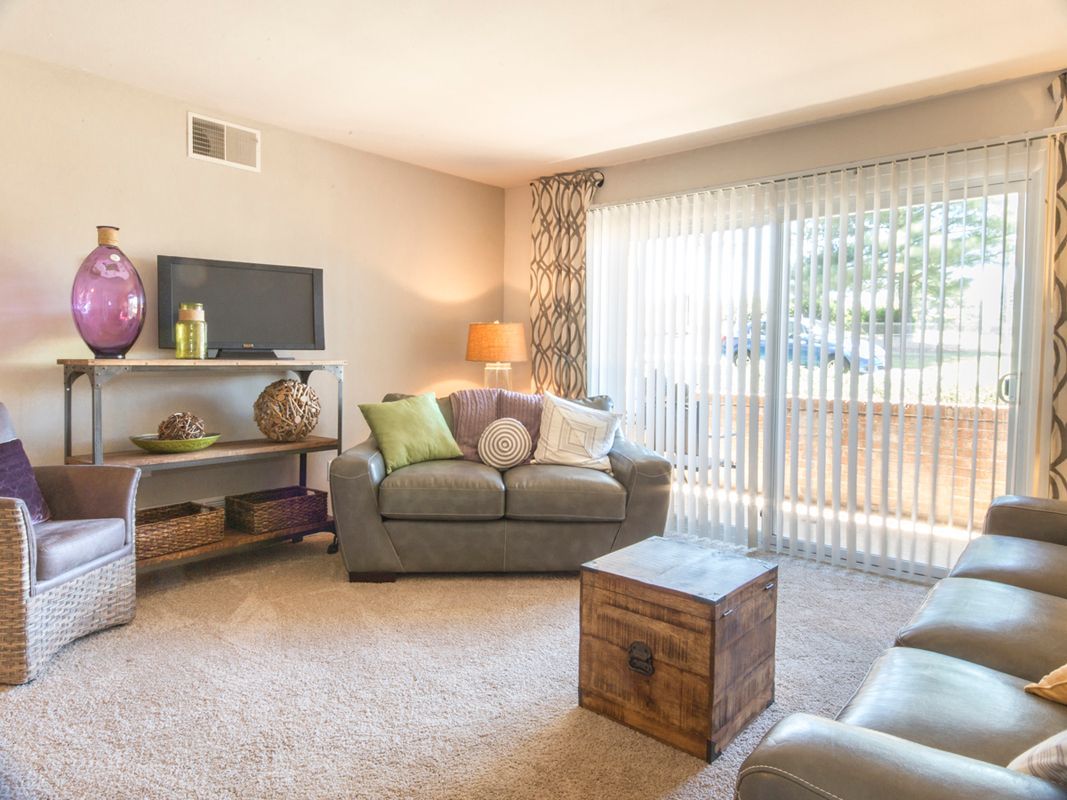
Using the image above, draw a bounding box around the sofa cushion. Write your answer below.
[895,577,1067,682]
[504,464,626,522]
[951,535,1067,599]
[34,518,126,582]
[379,460,504,521]
[838,647,1067,766]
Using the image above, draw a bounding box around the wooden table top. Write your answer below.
[582,535,775,605]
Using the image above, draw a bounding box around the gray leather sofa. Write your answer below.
[329,393,671,581]
[736,495,1067,800]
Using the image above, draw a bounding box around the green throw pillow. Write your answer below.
[358,393,462,474]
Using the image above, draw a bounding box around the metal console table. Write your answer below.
[59,358,345,569]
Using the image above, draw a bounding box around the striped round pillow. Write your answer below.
[478,417,532,470]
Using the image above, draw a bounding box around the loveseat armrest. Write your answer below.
[983,495,1067,546]
[33,465,140,546]
[609,436,672,551]
[736,714,1067,800]
[329,438,402,577]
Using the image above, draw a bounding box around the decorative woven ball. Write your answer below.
[477,417,533,470]
[157,411,206,440]
[253,379,321,442]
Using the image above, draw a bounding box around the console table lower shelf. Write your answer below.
[136,517,335,572]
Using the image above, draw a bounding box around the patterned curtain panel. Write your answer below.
[530,169,604,398]
[1048,133,1067,497]
[1048,72,1067,496]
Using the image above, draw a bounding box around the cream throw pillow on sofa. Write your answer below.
[532,393,618,472]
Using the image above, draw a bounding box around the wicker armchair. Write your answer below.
[0,404,140,684]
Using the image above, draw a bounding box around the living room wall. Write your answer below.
[502,73,1055,392]
[0,52,504,505]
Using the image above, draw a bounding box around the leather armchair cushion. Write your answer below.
[379,460,504,521]
[951,535,1067,599]
[895,577,1067,682]
[838,647,1067,766]
[504,464,626,522]
[34,518,126,582]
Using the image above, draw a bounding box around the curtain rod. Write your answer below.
[589,124,1067,210]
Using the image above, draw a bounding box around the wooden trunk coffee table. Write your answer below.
[578,535,778,761]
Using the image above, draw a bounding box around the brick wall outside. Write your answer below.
[658,395,1009,527]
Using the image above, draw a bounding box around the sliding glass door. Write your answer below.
[587,139,1047,576]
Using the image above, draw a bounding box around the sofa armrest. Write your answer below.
[33,465,140,546]
[608,436,672,551]
[0,497,36,598]
[737,714,1067,800]
[329,438,402,575]
[983,495,1067,546]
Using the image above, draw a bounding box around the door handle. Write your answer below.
[997,373,1015,404]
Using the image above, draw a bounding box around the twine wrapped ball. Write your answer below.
[253,379,321,442]
[158,411,206,440]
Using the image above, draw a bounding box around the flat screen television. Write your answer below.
[157,256,324,358]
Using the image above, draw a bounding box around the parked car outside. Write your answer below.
[725,319,885,373]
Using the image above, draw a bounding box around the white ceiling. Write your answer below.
[1,0,1066,187]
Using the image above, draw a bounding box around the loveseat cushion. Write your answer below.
[379,460,504,521]
[34,518,126,582]
[895,577,1067,682]
[838,647,1067,766]
[504,464,626,522]
[951,535,1067,599]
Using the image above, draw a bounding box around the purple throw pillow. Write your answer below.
[450,389,501,461]
[498,391,542,458]
[0,439,51,523]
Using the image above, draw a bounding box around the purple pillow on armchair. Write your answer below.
[0,439,51,523]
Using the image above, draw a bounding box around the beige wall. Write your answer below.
[3,52,1054,507]
[502,74,1055,392]
[0,53,503,506]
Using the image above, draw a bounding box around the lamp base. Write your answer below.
[483,362,513,390]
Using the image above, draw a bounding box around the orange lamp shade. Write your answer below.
[466,322,527,363]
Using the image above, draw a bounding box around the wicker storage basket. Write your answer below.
[136,502,225,559]
[225,486,328,534]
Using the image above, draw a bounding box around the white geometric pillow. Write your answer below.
[532,393,619,472]
[478,417,532,470]
[1009,729,1067,786]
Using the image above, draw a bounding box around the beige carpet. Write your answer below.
[0,534,927,800]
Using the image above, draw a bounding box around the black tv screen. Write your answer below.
[157,256,324,353]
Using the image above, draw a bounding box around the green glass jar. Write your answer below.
[175,302,207,359]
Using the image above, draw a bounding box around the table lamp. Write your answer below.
[466,321,527,389]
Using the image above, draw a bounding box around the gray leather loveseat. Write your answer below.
[736,495,1067,800]
[330,394,671,581]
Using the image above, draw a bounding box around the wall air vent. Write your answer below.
[187,112,260,172]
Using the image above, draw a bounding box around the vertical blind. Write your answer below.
[587,139,1046,577]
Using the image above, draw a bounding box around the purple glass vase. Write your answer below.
[70,226,146,359]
